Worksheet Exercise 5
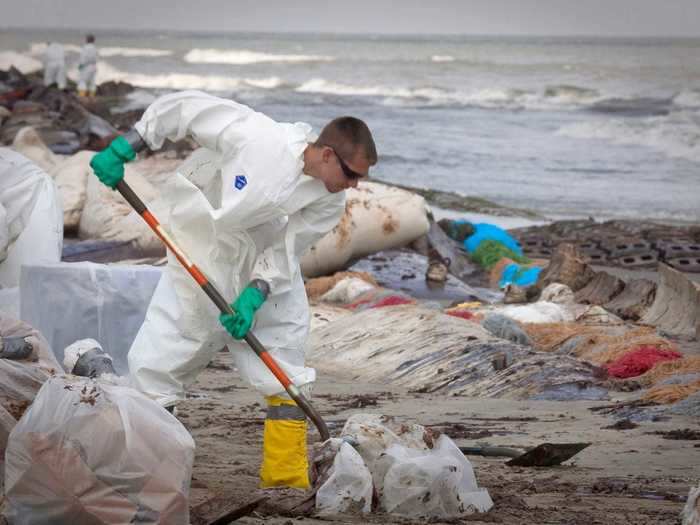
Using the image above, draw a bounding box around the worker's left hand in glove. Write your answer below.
[90,135,136,189]
[219,281,269,339]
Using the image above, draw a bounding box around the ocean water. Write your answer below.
[2,29,699,222]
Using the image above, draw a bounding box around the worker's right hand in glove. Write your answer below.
[219,283,268,339]
[90,135,136,189]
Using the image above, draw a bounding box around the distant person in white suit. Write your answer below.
[78,34,98,97]
[43,42,66,90]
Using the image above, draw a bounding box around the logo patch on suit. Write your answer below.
[234,175,247,190]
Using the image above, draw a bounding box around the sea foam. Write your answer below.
[184,48,333,65]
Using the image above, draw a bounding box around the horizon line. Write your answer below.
[3,25,700,41]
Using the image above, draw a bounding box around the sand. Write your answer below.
[182,350,699,525]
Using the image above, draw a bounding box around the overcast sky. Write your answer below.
[2,0,699,37]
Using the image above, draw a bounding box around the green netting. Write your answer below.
[471,239,530,269]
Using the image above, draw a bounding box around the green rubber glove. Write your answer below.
[89,135,136,189]
[219,286,267,340]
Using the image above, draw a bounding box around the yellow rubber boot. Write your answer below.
[260,396,310,489]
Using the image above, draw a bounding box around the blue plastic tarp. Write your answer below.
[460,222,523,256]
[498,263,541,288]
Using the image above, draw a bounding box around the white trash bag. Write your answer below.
[316,441,373,516]
[4,375,195,525]
[376,434,493,518]
[317,413,493,519]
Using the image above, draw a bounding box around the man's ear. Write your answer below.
[321,146,333,163]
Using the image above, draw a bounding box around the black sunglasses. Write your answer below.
[331,148,365,180]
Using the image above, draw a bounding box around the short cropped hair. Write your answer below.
[86,34,95,43]
[315,116,377,164]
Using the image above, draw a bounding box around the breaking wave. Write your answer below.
[29,42,172,58]
[29,42,82,55]
[96,62,283,91]
[557,112,700,164]
[0,51,42,74]
[431,55,455,63]
[99,47,173,58]
[673,89,700,109]
[183,48,333,65]
[296,78,524,107]
[296,78,414,98]
[295,79,607,110]
[90,67,677,114]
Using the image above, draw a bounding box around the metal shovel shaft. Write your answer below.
[115,179,330,441]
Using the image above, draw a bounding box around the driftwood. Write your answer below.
[641,264,700,340]
[535,243,595,293]
[574,271,625,305]
[604,278,657,321]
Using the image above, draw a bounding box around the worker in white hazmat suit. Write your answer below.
[0,148,63,289]
[89,90,377,488]
[43,42,66,90]
[77,34,98,97]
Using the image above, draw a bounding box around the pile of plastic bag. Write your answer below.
[315,414,493,519]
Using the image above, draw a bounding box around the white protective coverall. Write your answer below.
[128,91,346,406]
[43,43,66,89]
[0,148,63,288]
[77,43,98,94]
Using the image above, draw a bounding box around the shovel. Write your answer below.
[114,179,330,441]
[460,442,590,467]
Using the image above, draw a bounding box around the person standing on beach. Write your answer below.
[89,90,376,489]
[77,34,98,98]
[42,42,66,90]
